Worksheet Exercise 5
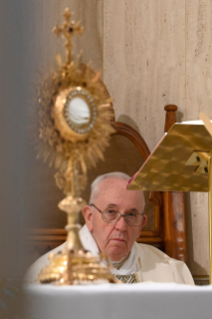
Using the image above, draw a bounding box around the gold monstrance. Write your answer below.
[128,113,212,284]
[36,8,115,284]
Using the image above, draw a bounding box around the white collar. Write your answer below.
[79,224,139,275]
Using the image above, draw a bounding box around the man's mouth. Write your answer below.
[110,238,126,242]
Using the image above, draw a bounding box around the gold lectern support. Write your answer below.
[200,113,212,285]
[208,153,212,283]
[128,117,212,284]
[188,150,212,284]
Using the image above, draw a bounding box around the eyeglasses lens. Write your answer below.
[103,209,142,226]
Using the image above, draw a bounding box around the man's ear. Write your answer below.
[136,214,148,238]
[82,205,93,231]
[140,214,147,231]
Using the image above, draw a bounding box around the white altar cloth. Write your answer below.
[24,283,212,319]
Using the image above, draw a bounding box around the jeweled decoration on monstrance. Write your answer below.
[36,8,116,284]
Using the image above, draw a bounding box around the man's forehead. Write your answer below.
[98,177,128,191]
[104,203,140,211]
[96,177,143,202]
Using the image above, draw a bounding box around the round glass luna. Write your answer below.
[64,87,97,134]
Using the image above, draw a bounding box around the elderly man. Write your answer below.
[26,172,194,284]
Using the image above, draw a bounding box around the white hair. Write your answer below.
[89,172,145,213]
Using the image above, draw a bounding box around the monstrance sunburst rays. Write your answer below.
[35,8,116,285]
[36,9,114,195]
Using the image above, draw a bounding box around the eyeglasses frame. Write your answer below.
[90,203,143,226]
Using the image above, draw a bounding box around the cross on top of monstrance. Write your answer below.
[36,8,116,285]
[53,8,84,64]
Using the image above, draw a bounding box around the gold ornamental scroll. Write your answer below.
[128,119,212,284]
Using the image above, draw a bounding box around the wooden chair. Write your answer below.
[28,105,187,264]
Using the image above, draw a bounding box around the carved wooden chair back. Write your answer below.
[29,105,187,264]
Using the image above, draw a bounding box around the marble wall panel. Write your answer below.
[103,0,211,276]
[103,0,186,151]
[26,0,103,72]
[186,192,209,275]
[2,0,211,276]
[185,0,212,275]
[186,0,212,119]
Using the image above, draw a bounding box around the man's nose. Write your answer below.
[115,215,127,231]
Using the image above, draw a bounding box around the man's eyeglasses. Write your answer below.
[90,204,143,226]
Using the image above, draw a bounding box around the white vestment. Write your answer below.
[25,225,194,285]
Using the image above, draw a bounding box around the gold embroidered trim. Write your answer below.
[114,274,138,284]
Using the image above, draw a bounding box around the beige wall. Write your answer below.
[0,0,104,274]
[2,0,211,276]
[33,0,212,276]
[103,0,212,276]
